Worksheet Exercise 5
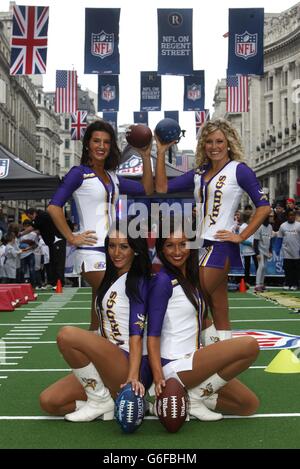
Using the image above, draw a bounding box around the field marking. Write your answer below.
[231,318,300,322]
[0,323,89,326]
[0,365,267,372]
[0,413,300,420]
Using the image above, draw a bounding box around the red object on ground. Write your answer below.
[0,285,27,304]
[7,283,37,301]
[0,287,19,308]
[56,279,63,293]
[0,289,16,311]
[239,278,247,293]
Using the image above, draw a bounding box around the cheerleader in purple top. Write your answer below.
[48,120,153,331]
[155,119,270,341]
[147,215,259,421]
[40,218,152,422]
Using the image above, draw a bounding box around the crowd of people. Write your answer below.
[1,117,299,427]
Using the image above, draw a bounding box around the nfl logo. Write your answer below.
[187,84,201,101]
[91,31,114,59]
[101,84,116,102]
[0,159,9,178]
[235,31,258,60]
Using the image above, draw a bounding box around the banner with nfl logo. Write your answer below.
[183,70,205,111]
[102,112,118,134]
[227,8,264,76]
[157,9,193,76]
[164,111,179,122]
[98,75,119,112]
[134,112,149,126]
[140,72,161,111]
[84,8,120,74]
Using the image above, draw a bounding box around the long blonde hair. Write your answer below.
[195,118,244,168]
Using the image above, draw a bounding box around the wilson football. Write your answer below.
[125,124,152,148]
[115,383,145,433]
[156,378,188,433]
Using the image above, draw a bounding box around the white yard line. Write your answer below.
[0,413,300,420]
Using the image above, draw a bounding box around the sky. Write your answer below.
[3,0,298,149]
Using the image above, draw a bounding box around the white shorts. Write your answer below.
[74,250,106,274]
[148,352,196,395]
[162,352,195,385]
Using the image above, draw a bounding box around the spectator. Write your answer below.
[253,214,274,292]
[22,208,66,288]
[285,198,296,212]
[273,203,286,232]
[243,204,253,219]
[3,231,22,283]
[19,220,38,286]
[276,210,300,291]
[239,214,258,287]
[0,208,8,236]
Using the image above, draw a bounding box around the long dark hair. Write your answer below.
[155,215,199,311]
[97,217,152,310]
[80,120,121,171]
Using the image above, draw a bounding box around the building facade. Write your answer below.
[213,3,300,205]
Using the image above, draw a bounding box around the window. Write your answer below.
[284,98,288,119]
[268,102,273,125]
[64,155,70,168]
[269,75,273,91]
[64,139,70,149]
[64,118,70,130]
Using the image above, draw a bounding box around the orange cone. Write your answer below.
[239,278,247,293]
[56,279,63,294]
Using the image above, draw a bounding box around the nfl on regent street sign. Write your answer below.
[85,8,120,74]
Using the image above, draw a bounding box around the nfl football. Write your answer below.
[125,124,152,148]
[156,378,188,433]
[115,383,145,433]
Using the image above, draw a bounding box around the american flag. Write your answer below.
[226,75,249,113]
[71,111,88,140]
[10,5,49,75]
[55,70,78,114]
[175,154,189,172]
[195,110,210,139]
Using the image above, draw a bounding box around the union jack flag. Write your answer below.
[10,5,49,75]
[195,109,210,139]
[71,111,88,140]
[55,70,78,114]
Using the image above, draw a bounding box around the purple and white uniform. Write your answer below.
[50,165,145,273]
[96,273,152,389]
[167,161,270,269]
[147,268,204,379]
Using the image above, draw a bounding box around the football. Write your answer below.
[125,124,152,148]
[156,378,188,433]
[115,383,145,433]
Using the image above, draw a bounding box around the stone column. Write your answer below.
[289,165,297,198]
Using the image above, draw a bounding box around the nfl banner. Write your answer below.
[103,112,118,133]
[157,9,193,76]
[184,70,205,111]
[98,75,119,112]
[227,8,264,76]
[134,112,149,126]
[10,5,49,75]
[164,111,179,122]
[140,72,161,111]
[84,8,120,75]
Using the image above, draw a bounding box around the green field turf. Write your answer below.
[1,288,300,449]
